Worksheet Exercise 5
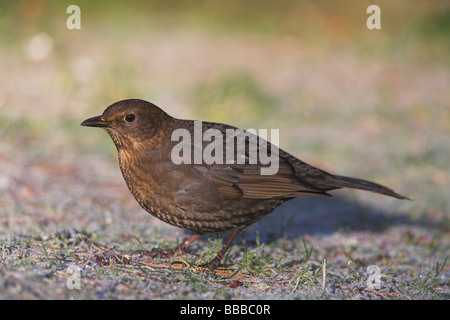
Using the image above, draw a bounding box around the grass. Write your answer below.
[1,1,449,300]
[1,226,447,299]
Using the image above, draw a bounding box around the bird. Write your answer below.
[81,99,409,269]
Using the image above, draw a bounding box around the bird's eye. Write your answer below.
[124,114,135,123]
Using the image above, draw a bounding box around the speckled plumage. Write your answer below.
[81,99,409,269]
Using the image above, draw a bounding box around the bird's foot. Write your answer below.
[135,233,203,260]
[197,257,222,271]
[135,247,184,259]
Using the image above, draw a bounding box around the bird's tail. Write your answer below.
[327,175,411,200]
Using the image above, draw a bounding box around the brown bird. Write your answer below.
[81,99,409,269]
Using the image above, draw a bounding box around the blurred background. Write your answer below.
[0,0,449,247]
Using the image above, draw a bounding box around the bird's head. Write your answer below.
[81,99,171,150]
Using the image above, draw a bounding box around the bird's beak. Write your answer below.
[81,115,110,128]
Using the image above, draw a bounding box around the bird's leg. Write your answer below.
[202,228,241,270]
[174,232,203,254]
[138,233,203,259]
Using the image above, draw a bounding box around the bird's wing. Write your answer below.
[163,120,332,209]
[192,156,331,201]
